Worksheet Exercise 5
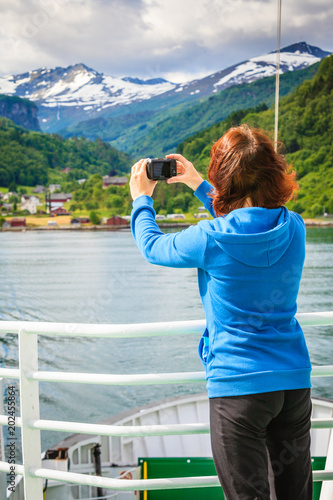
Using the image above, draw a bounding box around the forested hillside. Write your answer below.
[0,118,131,187]
[178,55,333,217]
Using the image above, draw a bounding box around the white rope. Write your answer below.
[274,0,282,151]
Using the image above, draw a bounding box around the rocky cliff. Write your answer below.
[0,95,40,131]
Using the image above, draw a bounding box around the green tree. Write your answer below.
[8,180,17,192]
[86,201,98,210]
[89,210,101,225]
[107,194,123,209]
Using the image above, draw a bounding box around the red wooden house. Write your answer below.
[51,207,71,216]
[10,218,26,227]
[106,216,128,226]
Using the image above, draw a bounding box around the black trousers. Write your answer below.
[209,389,312,500]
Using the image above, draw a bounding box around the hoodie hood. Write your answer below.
[200,206,294,267]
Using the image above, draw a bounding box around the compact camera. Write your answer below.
[146,158,177,181]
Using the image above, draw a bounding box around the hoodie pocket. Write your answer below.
[198,328,210,365]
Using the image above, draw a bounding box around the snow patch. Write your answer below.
[14,70,177,108]
[0,77,16,94]
[214,51,321,90]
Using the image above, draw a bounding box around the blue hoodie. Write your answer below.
[131,180,311,398]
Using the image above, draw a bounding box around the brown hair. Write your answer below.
[208,124,298,216]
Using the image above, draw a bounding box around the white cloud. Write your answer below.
[0,0,331,81]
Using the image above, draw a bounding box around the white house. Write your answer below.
[166,214,186,220]
[3,192,18,202]
[194,213,209,219]
[20,195,41,215]
[21,195,40,204]
[33,185,46,194]
[2,203,13,211]
[49,184,61,193]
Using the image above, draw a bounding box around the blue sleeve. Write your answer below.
[131,195,208,269]
[194,180,216,218]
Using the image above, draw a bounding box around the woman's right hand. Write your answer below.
[165,154,204,191]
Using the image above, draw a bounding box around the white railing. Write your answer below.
[0,311,332,500]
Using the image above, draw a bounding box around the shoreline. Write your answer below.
[303,219,333,226]
[1,220,333,232]
[0,222,192,232]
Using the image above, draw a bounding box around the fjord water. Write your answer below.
[0,227,332,453]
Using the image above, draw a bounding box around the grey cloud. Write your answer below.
[0,0,331,81]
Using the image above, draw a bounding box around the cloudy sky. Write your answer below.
[0,0,332,83]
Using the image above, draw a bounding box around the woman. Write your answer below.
[129,125,312,500]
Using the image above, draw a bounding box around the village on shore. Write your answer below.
[0,173,213,231]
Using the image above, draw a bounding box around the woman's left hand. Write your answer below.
[130,159,157,201]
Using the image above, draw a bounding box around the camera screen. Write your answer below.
[154,161,170,178]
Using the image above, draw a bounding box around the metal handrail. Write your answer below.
[0,461,332,489]
[0,310,332,337]
[0,414,332,437]
[0,365,333,386]
[0,315,332,499]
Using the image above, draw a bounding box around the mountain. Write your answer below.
[0,63,177,132]
[150,42,330,102]
[63,60,319,159]
[178,55,333,218]
[58,42,330,156]
[0,63,177,109]
[0,95,40,131]
[0,42,329,137]
[127,61,322,158]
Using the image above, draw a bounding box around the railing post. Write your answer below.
[319,427,333,500]
[19,329,43,500]
[0,378,7,497]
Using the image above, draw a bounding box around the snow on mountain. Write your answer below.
[212,42,328,91]
[0,63,177,109]
[0,42,329,133]
[166,42,331,98]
